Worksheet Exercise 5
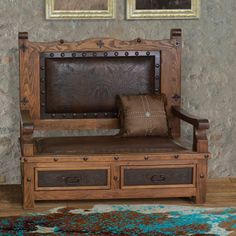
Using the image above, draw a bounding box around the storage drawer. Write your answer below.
[121,165,194,189]
[35,167,110,190]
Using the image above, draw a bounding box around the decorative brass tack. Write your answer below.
[27,177,31,182]
[146,51,150,56]
[144,156,149,160]
[104,52,108,57]
[82,52,87,57]
[135,52,139,56]
[175,41,181,47]
[54,157,58,162]
[50,53,54,57]
[61,53,65,57]
[83,157,88,161]
[20,97,29,105]
[174,155,179,159]
[200,174,205,179]
[172,94,181,101]
[113,176,118,181]
[72,52,76,57]
[59,39,64,44]
[125,52,129,56]
[97,40,104,48]
[93,52,97,57]
[114,52,119,56]
[114,156,119,161]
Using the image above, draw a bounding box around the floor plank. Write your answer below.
[0,178,235,217]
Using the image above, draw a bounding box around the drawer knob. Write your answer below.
[174,155,179,159]
[54,157,58,162]
[200,174,205,179]
[114,156,119,161]
[83,157,88,161]
[144,156,149,160]
[27,177,31,182]
[151,175,166,183]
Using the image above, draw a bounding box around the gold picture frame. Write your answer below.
[127,0,200,20]
[46,0,116,20]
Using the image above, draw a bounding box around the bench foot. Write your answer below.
[194,194,206,204]
[23,199,35,209]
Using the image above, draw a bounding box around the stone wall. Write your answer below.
[0,0,235,184]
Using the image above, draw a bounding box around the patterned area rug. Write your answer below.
[0,205,235,235]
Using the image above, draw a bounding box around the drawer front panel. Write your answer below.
[123,167,193,186]
[37,169,108,188]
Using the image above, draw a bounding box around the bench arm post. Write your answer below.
[20,110,34,156]
[172,106,209,153]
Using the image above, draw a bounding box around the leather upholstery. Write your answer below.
[45,57,155,114]
[35,136,187,155]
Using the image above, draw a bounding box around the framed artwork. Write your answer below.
[127,0,200,20]
[45,0,116,20]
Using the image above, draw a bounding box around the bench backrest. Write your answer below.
[19,29,182,137]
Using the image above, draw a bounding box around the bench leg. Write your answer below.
[195,159,207,204]
[23,162,35,209]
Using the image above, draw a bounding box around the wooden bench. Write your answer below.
[19,29,210,209]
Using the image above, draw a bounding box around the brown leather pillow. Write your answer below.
[117,94,169,137]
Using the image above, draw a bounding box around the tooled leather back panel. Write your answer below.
[42,55,157,118]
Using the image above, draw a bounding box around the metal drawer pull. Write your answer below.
[150,174,166,183]
[62,176,80,185]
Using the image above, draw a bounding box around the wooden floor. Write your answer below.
[0,178,235,217]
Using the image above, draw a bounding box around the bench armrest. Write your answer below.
[172,106,209,130]
[172,106,209,153]
[20,110,34,135]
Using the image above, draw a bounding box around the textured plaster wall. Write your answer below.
[0,0,235,184]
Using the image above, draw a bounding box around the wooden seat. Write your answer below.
[35,136,188,155]
[19,29,210,209]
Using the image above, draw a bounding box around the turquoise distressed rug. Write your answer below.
[0,204,235,235]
